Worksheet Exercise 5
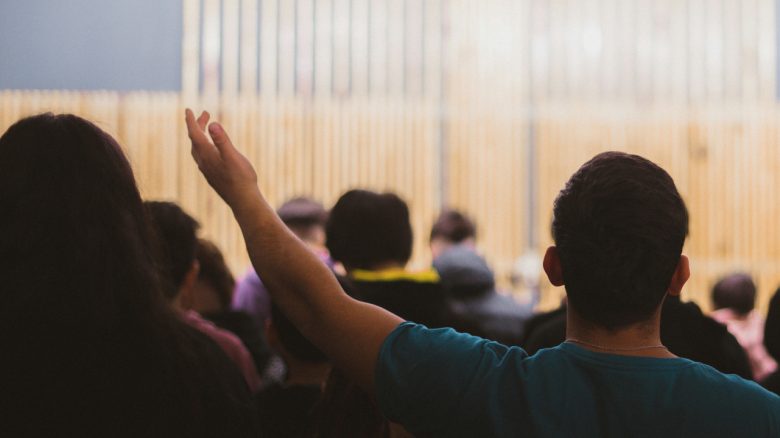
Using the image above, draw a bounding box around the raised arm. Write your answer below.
[185,109,403,390]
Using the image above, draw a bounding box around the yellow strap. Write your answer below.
[350,268,440,283]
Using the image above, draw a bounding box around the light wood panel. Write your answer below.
[6,92,780,312]
[533,105,780,313]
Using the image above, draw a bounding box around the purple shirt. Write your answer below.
[233,249,334,329]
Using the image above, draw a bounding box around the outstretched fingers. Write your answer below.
[185,109,220,165]
[207,122,238,159]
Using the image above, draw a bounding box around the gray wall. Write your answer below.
[0,0,182,91]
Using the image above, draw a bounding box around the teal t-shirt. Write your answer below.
[376,322,780,437]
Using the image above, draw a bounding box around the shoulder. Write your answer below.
[682,362,780,414]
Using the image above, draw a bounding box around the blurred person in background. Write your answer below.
[191,238,272,380]
[327,189,452,329]
[430,209,530,345]
[233,197,332,329]
[710,273,777,381]
[145,200,261,392]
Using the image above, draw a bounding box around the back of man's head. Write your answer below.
[270,303,328,363]
[144,201,200,299]
[712,273,756,315]
[277,197,328,242]
[552,152,688,330]
[326,189,413,270]
[430,210,476,244]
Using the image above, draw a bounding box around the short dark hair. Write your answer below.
[326,189,413,270]
[552,152,689,330]
[712,273,756,315]
[195,238,235,310]
[271,303,328,363]
[430,209,476,243]
[144,201,200,298]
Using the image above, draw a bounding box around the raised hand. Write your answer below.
[185,109,259,208]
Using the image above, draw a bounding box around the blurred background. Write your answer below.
[2,0,779,311]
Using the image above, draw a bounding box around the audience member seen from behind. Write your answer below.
[192,238,272,379]
[711,273,777,381]
[233,197,332,330]
[255,303,331,438]
[429,209,478,260]
[430,209,530,345]
[0,113,258,437]
[145,200,261,392]
[327,189,450,328]
[186,110,780,437]
[323,189,447,437]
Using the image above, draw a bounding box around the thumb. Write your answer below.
[208,122,237,157]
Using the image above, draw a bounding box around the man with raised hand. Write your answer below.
[185,109,779,437]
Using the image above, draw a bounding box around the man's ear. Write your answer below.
[668,254,690,297]
[543,246,564,287]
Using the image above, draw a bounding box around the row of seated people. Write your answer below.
[2,112,778,437]
[165,192,780,437]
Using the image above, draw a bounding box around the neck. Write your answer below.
[285,362,331,387]
[565,304,675,358]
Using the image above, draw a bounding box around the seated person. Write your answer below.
[255,304,330,437]
[326,189,452,329]
[145,200,261,392]
[430,209,530,345]
[711,273,777,381]
[186,110,780,437]
[192,238,272,379]
[2,113,257,436]
[233,197,332,330]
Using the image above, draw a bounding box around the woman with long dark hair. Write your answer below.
[0,114,258,437]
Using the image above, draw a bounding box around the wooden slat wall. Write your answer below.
[0,91,440,275]
[2,0,779,312]
[533,105,780,313]
[6,92,780,312]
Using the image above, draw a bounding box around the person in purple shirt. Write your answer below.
[233,197,333,330]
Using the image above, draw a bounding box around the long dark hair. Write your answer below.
[0,114,256,436]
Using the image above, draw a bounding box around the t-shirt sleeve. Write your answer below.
[375,322,529,436]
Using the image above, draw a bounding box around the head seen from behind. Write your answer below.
[191,238,235,314]
[547,152,690,331]
[430,209,477,260]
[326,189,413,272]
[277,197,328,247]
[712,273,756,316]
[0,113,169,333]
[144,200,201,303]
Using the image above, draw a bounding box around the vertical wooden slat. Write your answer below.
[182,0,201,96]
[202,0,222,97]
[240,0,259,94]
[260,0,279,95]
[222,0,241,95]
